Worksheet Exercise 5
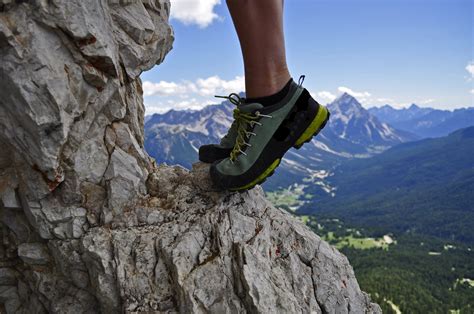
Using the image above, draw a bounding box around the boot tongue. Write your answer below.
[238,102,264,113]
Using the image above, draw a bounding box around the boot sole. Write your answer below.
[229,105,330,192]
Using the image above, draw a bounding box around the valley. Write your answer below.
[299,126,474,244]
[289,214,474,313]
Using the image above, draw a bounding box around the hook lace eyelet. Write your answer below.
[298,75,305,86]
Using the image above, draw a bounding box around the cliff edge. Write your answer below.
[0,0,381,312]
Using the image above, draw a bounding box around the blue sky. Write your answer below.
[142,0,473,114]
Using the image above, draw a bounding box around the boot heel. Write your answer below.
[293,106,330,149]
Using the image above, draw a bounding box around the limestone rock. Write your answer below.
[0,0,380,313]
[0,268,17,286]
[17,243,50,265]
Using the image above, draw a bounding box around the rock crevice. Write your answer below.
[0,0,380,313]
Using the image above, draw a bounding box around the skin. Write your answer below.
[226,0,291,98]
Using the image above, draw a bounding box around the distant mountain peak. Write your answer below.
[325,93,416,146]
[329,93,365,115]
[337,92,359,102]
[368,103,473,138]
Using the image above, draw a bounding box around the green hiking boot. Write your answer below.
[199,93,244,163]
[210,77,330,191]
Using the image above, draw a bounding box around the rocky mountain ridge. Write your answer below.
[0,0,380,312]
[368,104,435,124]
[369,104,474,138]
[327,93,416,146]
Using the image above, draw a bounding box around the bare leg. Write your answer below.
[227,0,291,98]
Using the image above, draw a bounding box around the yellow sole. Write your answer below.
[230,158,281,191]
[294,105,329,148]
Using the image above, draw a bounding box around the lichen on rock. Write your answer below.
[0,0,380,313]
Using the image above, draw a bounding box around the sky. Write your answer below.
[141,0,473,114]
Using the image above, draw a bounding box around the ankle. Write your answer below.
[244,67,291,98]
[246,78,292,107]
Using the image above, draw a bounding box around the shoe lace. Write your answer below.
[230,110,274,163]
[215,92,243,106]
[215,93,243,142]
[215,93,272,163]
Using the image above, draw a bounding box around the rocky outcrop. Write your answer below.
[0,0,381,313]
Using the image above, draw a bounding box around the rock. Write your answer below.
[146,211,164,224]
[81,228,120,313]
[0,0,380,313]
[17,243,50,265]
[73,137,110,184]
[105,146,145,188]
[0,207,41,244]
[72,216,87,238]
[53,224,69,240]
[0,286,21,313]
[81,164,382,313]
[71,207,87,217]
[111,121,148,165]
[0,187,20,209]
[0,268,17,286]
[20,200,54,240]
[80,182,106,215]
[104,146,146,215]
[82,63,108,91]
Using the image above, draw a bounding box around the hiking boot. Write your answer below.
[210,77,330,191]
[199,93,244,163]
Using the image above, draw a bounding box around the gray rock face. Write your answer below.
[17,243,50,265]
[0,0,380,313]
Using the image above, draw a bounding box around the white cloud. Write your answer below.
[466,61,474,78]
[143,75,244,114]
[336,86,374,105]
[470,89,474,94]
[312,86,465,110]
[420,98,435,104]
[310,86,376,106]
[315,91,337,102]
[317,86,406,109]
[143,75,244,98]
[146,98,215,114]
[376,98,394,103]
[195,76,245,96]
[337,86,371,100]
[170,0,221,28]
[142,81,188,96]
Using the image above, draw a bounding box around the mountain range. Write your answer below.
[300,126,474,244]
[369,104,474,138]
[145,93,416,189]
